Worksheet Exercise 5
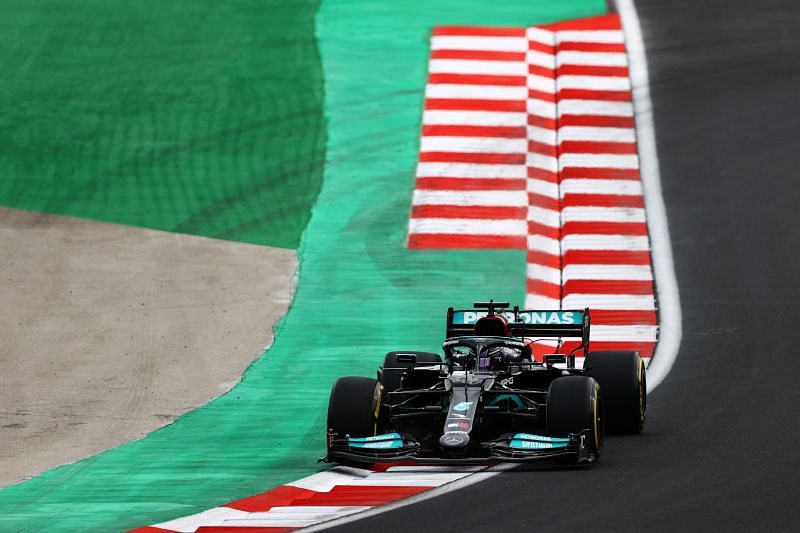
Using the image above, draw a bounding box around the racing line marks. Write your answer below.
[132,13,661,533]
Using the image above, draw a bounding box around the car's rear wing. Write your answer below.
[446,304,590,349]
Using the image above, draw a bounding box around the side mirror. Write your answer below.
[395,353,417,364]
[544,354,566,366]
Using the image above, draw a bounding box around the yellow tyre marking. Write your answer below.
[373,384,383,435]
[593,383,601,451]
[639,360,646,425]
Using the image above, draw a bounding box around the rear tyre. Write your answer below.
[547,376,604,460]
[380,351,442,393]
[327,376,379,448]
[584,350,646,434]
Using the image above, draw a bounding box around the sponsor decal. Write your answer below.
[453,311,498,324]
[508,433,570,450]
[440,432,470,447]
[499,376,514,386]
[511,440,556,450]
[518,311,580,325]
[512,433,569,442]
[452,401,473,411]
[502,340,525,347]
[447,422,469,429]
[452,310,582,326]
[360,434,399,442]
[348,433,403,450]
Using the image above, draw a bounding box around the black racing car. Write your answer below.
[323,301,646,465]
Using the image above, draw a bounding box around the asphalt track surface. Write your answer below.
[329,1,800,531]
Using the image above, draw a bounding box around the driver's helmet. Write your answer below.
[482,344,522,371]
[474,314,510,337]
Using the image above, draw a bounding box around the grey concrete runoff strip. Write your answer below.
[0,207,297,487]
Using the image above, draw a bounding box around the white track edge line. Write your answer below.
[303,464,516,532]
[615,0,682,391]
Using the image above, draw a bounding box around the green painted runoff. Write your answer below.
[0,0,326,248]
[0,0,605,530]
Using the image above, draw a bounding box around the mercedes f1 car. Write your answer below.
[324,301,647,465]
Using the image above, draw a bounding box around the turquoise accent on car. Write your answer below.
[517,310,583,326]
[452,310,583,326]
[509,433,571,450]
[348,433,403,449]
[488,394,525,409]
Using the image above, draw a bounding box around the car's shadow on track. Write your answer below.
[506,462,593,472]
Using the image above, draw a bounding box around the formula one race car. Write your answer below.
[324,301,646,465]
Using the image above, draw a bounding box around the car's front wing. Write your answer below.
[323,430,596,465]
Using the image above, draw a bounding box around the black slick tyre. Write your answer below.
[547,376,604,460]
[327,376,380,448]
[584,350,646,434]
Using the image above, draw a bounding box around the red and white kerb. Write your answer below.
[408,14,657,363]
[130,464,483,532]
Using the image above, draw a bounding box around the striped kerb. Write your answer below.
[408,14,657,363]
[132,13,656,533]
[129,465,484,532]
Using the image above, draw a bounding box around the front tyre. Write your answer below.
[584,351,646,434]
[547,376,604,461]
[327,376,380,451]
